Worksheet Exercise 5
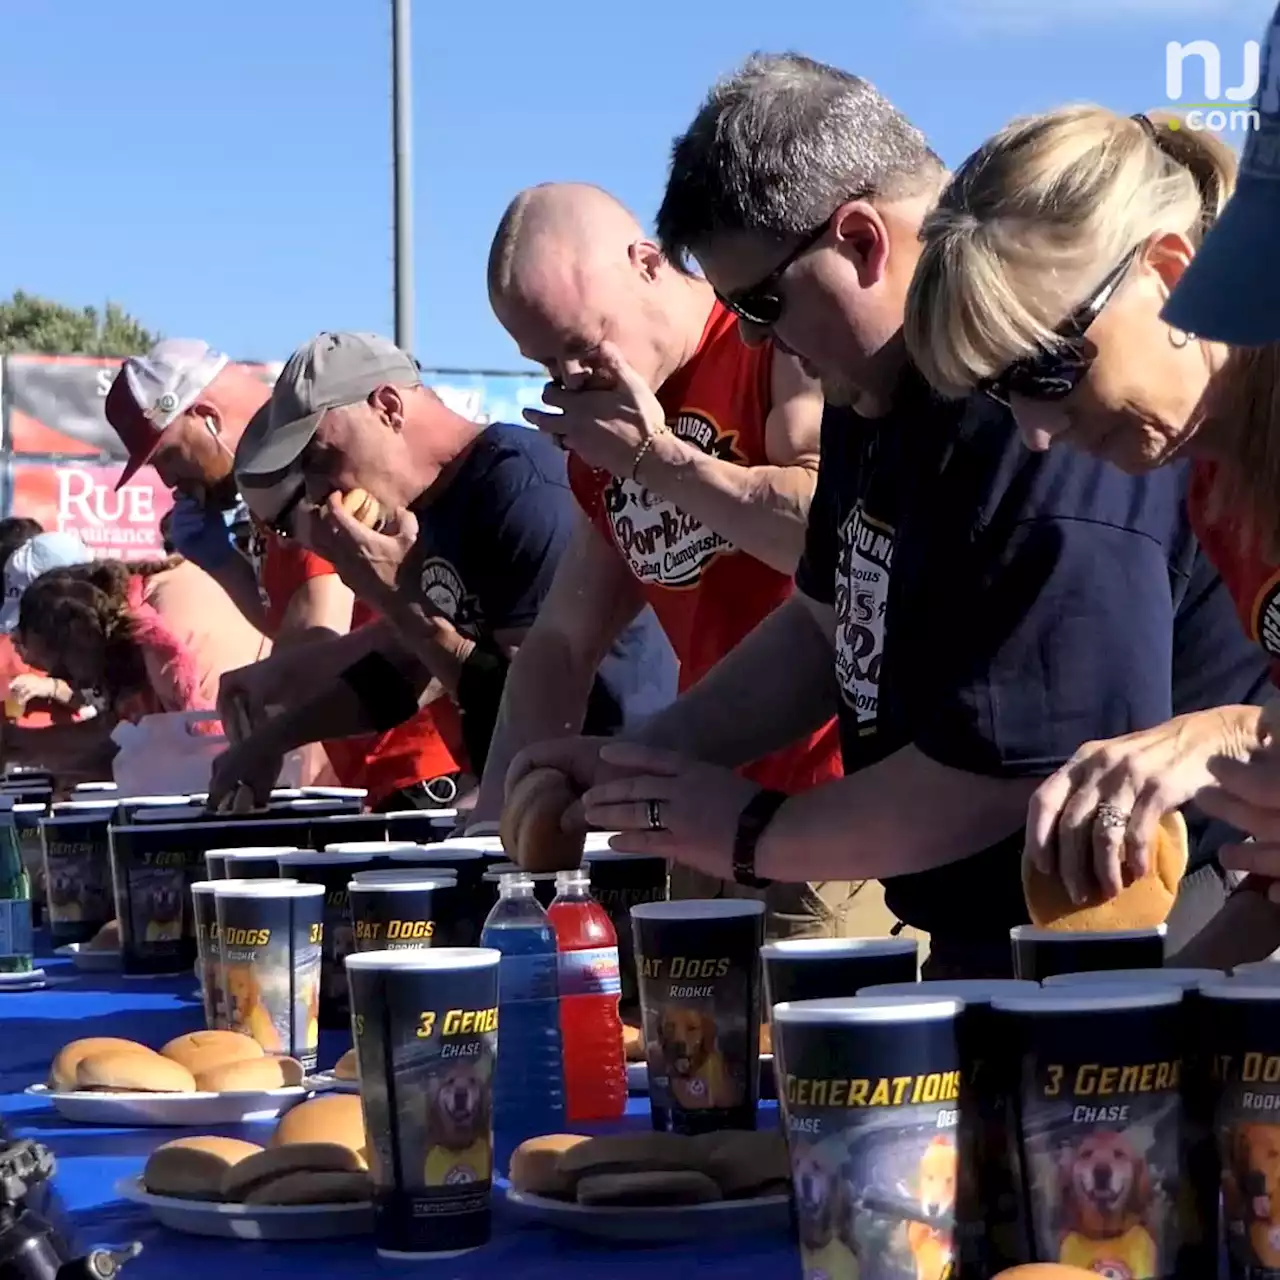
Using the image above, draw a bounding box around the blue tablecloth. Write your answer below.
[0,952,801,1278]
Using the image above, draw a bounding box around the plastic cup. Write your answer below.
[349,877,457,952]
[1009,924,1166,981]
[191,877,297,1029]
[992,984,1185,1274]
[773,995,964,1280]
[277,850,380,1029]
[40,810,115,945]
[212,880,324,1070]
[346,948,500,1259]
[630,899,765,1134]
[582,845,667,1013]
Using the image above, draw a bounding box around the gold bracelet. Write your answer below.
[630,426,668,482]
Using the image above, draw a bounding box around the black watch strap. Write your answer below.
[733,788,787,888]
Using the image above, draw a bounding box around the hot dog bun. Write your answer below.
[509,1134,591,1196]
[193,1056,304,1094]
[49,1038,155,1092]
[221,1143,368,1201]
[338,488,384,531]
[143,1137,264,1200]
[501,767,584,873]
[332,1047,358,1081]
[1022,810,1188,932]
[85,919,120,952]
[75,1051,197,1094]
[269,1093,366,1156]
[161,1030,264,1075]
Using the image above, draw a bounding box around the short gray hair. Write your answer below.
[657,53,943,267]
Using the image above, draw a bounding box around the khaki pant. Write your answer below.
[669,867,930,957]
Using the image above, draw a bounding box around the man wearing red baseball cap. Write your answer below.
[105,338,269,627]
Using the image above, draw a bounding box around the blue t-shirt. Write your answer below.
[407,423,677,740]
[797,373,1270,940]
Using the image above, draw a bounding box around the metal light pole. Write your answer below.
[391,0,414,354]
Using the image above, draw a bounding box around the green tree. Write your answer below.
[0,290,157,356]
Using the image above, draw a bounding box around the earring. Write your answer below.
[1168,327,1193,349]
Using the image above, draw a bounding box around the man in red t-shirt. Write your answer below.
[473,183,883,941]
[231,507,465,810]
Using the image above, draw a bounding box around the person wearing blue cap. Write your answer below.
[900,67,1280,964]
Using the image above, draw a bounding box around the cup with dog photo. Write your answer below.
[773,994,963,1280]
[39,810,114,946]
[220,847,304,880]
[582,843,667,1015]
[310,812,389,847]
[1043,967,1224,1279]
[1200,976,1280,1279]
[109,818,209,975]
[191,877,297,1029]
[630,899,766,1134]
[382,809,459,845]
[212,880,324,1071]
[349,876,458,953]
[992,984,1184,1278]
[861,979,1035,1276]
[345,947,500,1259]
[384,848,492,946]
[1010,925,1167,981]
[276,850,380,1030]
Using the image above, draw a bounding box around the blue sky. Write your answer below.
[0,0,1267,372]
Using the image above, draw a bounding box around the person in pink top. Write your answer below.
[2,556,269,782]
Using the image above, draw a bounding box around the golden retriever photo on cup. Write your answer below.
[223,962,283,1053]
[423,1059,492,1186]
[1055,1129,1158,1277]
[791,1138,859,1280]
[1223,1122,1280,1269]
[143,881,184,942]
[653,1003,742,1110]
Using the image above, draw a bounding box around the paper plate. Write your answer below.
[26,1083,307,1127]
[55,943,121,972]
[114,1177,373,1241]
[504,1186,791,1242]
[0,968,47,991]
[627,1055,774,1094]
[303,1070,359,1095]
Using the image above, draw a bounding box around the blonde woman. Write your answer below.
[902,101,1280,962]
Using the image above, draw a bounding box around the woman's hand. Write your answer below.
[6,674,63,712]
[1025,704,1266,905]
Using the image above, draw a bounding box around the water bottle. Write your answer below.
[547,868,626,1122]
[480,871,566,1170]
[0,801,33,974]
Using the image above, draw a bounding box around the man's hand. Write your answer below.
[579,742,762,877]
[1025,705,1265,905]
[207,733,285,812]
[307,494,418,606]
[506,735,614,801]
[168,494,238,572]
[523,343,672,477]
[217,662,288,742]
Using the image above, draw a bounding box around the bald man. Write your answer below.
[476,182,867,941]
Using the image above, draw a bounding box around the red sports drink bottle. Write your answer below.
[546,868,627,1121]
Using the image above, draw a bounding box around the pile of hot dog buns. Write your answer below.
[509,1130,790,1207]
[49,1031,303,1094]
[143,1093,371,1205]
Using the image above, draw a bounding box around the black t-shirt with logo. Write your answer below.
[403,423,677,737]
[796,372,1270,942]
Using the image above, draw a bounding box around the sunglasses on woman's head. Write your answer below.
[715,220,833,329]
[979,244,1142,406]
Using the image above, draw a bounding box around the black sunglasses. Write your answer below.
[715,219,833,328]
[980,244,1142,406]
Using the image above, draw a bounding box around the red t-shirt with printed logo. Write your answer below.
[567,302,842,795]
[1187,459,1280,685]
[253,531,462,805]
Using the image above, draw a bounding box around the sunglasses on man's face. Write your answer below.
[980,245,1142,406]
[715,220,833,329]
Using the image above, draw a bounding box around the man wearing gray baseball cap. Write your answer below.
[212,331,675,808]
